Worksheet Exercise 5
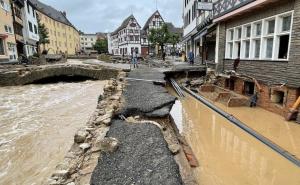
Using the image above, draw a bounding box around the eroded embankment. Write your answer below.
[46,73,125,185]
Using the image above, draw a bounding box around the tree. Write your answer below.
[148,24,170,57]
[93,39,108,54]
[37,17,50,53]
[168,33,180,56]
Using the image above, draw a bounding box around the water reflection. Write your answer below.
[175,92,300,185]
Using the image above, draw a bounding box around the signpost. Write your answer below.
[197,2,213,11]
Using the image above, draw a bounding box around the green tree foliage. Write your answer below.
[168,33,180,55]
[37,17,50,52]
[148,24,170,56]
[93,39,108,54]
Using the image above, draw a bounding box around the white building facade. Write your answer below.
[182,0,217,64]
[23,0,39,57]
[109,15,141,56]
[80,34,97,52]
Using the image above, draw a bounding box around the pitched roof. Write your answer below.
[111,14,140,35]
[29,0,78,31]
[142,10,164,31]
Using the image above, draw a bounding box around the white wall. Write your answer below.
[107,33,113,54]
[80,34,97,50]
[23,0,39,56]
[183,0,197,37]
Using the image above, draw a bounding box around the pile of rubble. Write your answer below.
[46,72,126,185]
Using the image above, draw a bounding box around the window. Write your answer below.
[244,82,255,96]
[4,25,13,34]
[253,39,261,58]
[27,3,30,14]
[282,15,291,32]
[28,21,33,32]
[34,25,37,34]
[244,40,250,58]
[265,38,273,58]
[254,22,262,36]
[0,38,5,55]
[225,11,293,61]
[278,35,289,59]
[245,25,251,38]
[267,19,275,34]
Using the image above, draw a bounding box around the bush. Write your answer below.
[98,54,111,62]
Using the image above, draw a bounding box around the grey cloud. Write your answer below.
[40,0,182,33]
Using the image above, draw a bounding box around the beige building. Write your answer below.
[30,0,80,55]
[0,0,18,62]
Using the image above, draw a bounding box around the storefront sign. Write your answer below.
[197,2,213,11]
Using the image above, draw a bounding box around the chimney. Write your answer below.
[62,11,66,16]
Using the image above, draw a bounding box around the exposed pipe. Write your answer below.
[181,85,300,168]
[170,78,185,97]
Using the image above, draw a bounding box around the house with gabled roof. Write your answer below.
[108,14,141,56]
[141,10,164,56]
[142,10,183,56]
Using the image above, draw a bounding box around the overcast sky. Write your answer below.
[40,0,183,33]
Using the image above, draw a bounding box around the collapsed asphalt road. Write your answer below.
[119,69,176,118]
[90,68,183,185]
[91,120,183,185]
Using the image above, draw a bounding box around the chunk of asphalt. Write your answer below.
[90,120,183,185]
[118,80,176,117]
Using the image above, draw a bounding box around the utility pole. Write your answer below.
[156,0,158,10]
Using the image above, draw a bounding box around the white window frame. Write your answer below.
[225,11,293,61]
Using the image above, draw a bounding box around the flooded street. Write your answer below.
[171,91,300,185]
[0,80,106,185]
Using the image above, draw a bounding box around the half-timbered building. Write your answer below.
[142,10,165,56]
[109,15,141,56]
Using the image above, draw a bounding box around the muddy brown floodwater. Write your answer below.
[170,90,300,185]
[0,80,106,185]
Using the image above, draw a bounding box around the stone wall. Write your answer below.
[47,73,126,185]
[217,0,300,88]
[0,64,120,86]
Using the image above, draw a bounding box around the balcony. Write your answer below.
[213,0,256,18]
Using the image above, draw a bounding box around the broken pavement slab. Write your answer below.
[119,69,176,118]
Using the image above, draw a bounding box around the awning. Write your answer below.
[194,29,207,40]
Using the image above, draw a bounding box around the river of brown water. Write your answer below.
[0,81,106,185]
[170,91,300,185]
